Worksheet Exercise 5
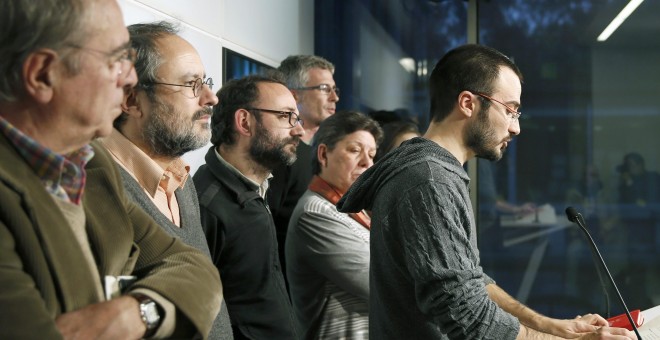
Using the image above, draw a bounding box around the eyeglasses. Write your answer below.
[149,77,214,98]
[68,43,136,77]
[293,84,339,96]
[474,92,521,121]
[246,108,304,128]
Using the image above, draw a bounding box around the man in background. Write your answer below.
[100,21,232,339]
[194,74,302,339]
[268,55,339,277]
[0,0,221,338]
[282,55,339,143]
[338,44,635,339]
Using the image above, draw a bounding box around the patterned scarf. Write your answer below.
[308,175,371,229]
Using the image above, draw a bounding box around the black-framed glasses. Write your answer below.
[293,83,339,96]
[246,108,304,128]
[474,92,522,121]
[68,43,136,77]
[149,77,214,97]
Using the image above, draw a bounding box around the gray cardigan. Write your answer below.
[119,167,234,340]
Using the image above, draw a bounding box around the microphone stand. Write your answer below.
[565,207,642,339]
[577,213,611,318]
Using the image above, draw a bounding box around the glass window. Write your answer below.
[315,0,469,128]
[477,0,660,317]
[223,48,273,82]
[316,0,660,319]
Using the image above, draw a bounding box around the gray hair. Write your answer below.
[0,0,89,102]
[127,21,179,98]
[311,110,383,175]
[114,21,179,129]
[277,55,335,89]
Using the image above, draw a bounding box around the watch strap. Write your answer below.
[132,293,162,338]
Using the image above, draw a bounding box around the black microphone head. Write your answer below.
[565,206,579,222]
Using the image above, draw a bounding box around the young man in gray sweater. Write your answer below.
[338,44,636,339]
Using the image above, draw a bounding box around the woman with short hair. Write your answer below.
[285,110,383,339]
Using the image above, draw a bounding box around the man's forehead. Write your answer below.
[257,82,296,107]
[307,67,334,81]
[493,66,522,98]
[155,35,205,79]
[84,0,129,46]
[257,81,288,94]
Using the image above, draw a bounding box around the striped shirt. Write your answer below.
[286,190,370,339]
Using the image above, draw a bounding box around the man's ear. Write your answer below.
[22,49,59,103]
[317,144,328,168]
[235,108,254,137]
[458,90,477,118]
[121,88,143,118]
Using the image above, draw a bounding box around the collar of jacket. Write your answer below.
[203,146,261,208]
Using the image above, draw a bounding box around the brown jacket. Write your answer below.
[0,137,221,339]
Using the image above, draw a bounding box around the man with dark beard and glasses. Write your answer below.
[337,44,636,339]
[98,21,233,340]
[194,74,302,339]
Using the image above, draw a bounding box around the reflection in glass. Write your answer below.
[477,0,660,317]
[317,0,660,320]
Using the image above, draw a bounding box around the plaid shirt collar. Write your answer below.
[0,116,94,204]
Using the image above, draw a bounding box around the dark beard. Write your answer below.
[465,106,506,162]
[249,122,299,170]
[143,101,212,158]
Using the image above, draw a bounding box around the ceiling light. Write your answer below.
[597,0,644,42]
[399,58,415,73]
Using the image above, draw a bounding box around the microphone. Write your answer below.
[569,211,612,318]
[565,207,642,339]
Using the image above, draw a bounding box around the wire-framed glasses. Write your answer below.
[246,108,304,128]
[149,77,214,97]
[293,84,339,96]
[474,92,522,121]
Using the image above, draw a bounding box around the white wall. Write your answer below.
[117,0,314,173]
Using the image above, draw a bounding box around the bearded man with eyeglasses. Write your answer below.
[337,44,636,340]
[194,73,303,339]
[267,55,340,286]
[97,21,234,340]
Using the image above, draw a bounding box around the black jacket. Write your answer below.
[194,146,297,340]
[267,142,314,278]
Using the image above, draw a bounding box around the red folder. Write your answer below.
[607,309,644,330]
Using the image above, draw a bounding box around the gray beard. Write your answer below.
[142,102,211,158]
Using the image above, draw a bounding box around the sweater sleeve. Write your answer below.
[291,197,369,299]
[396,181,519,340]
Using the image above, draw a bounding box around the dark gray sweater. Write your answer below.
[119,167,234,340]
[338,137,519,340]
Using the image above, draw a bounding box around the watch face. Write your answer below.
[141,300,161,328]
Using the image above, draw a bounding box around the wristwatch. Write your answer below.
[132,293,162,338]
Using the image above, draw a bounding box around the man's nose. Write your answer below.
[291,122,305,137]
[509,118,520,135]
